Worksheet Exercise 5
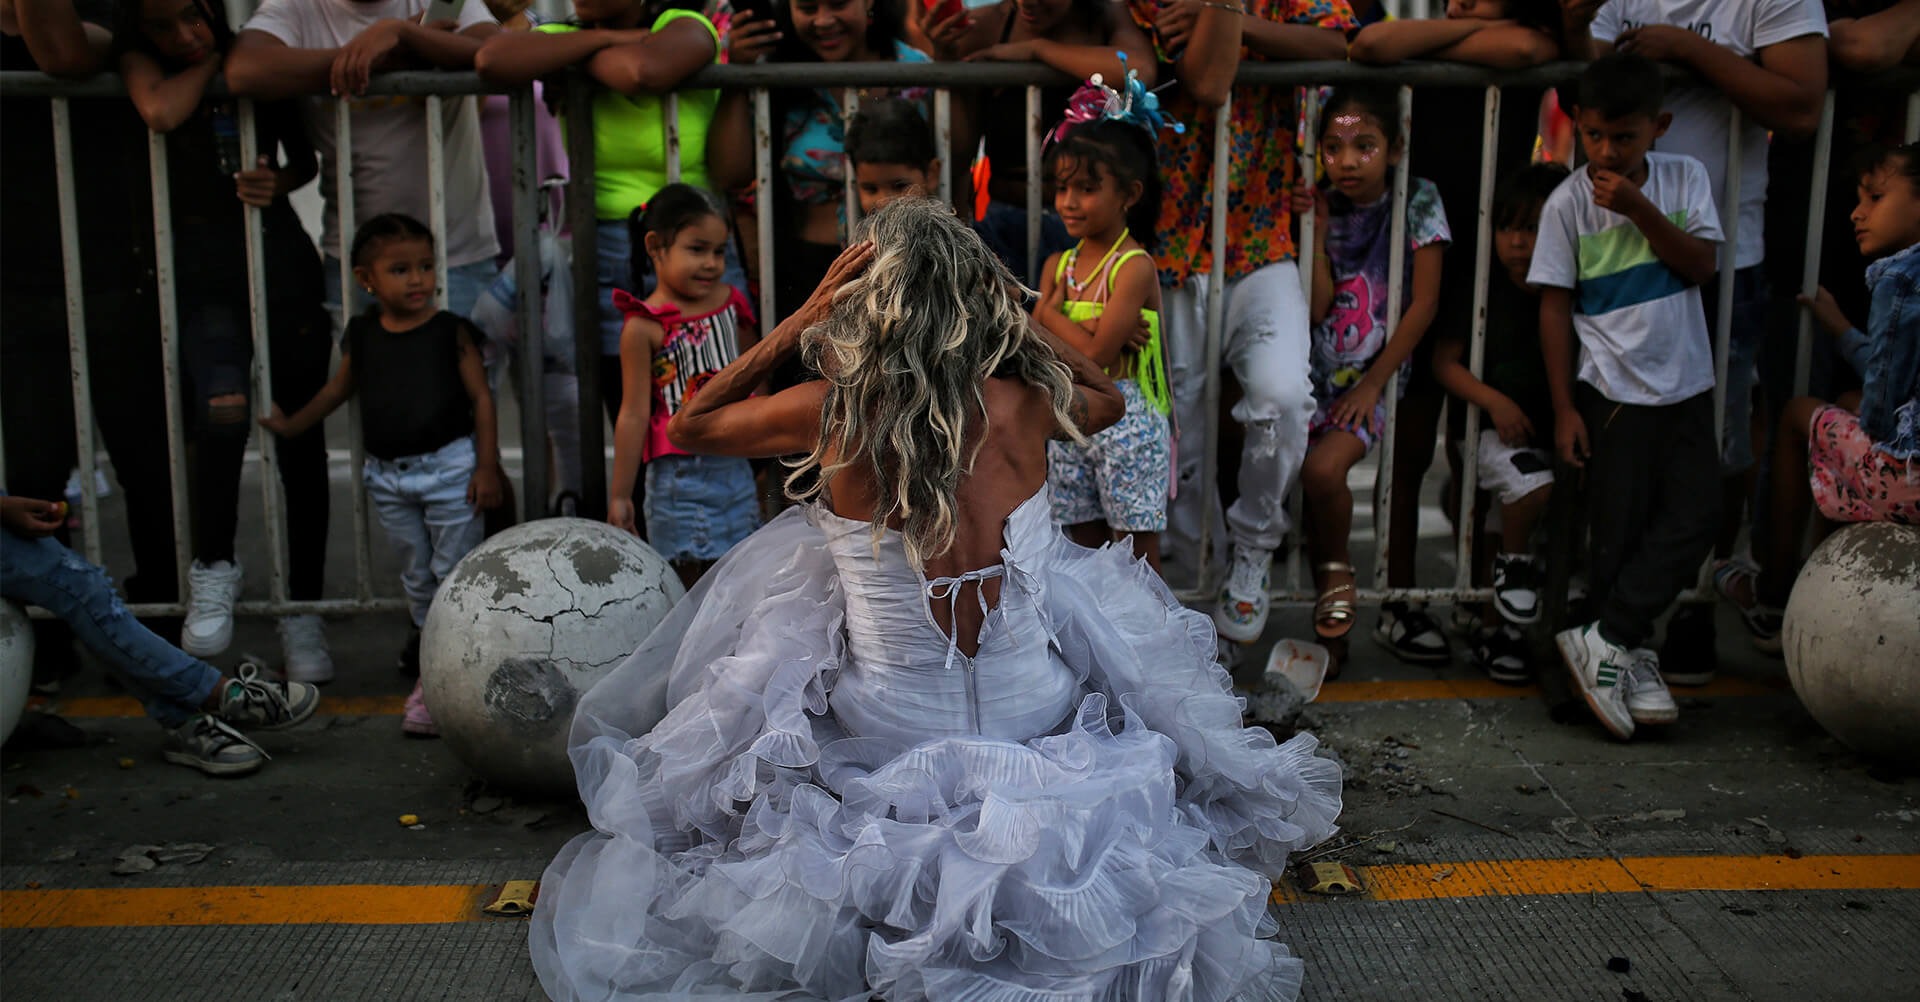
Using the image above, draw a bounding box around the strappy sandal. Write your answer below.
[1314,561,1357,640]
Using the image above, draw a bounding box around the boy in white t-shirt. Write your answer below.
[227,0,503,321]
[1563,0,1828,678]
[1528,55,1724,742]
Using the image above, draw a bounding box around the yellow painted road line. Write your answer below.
[1268,853,1920,904]
[0,884,490,929]
[5,855,1916,929]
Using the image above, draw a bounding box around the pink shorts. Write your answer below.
[1808,406,1920,524]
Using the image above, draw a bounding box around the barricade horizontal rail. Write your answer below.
[4,60,1915,622]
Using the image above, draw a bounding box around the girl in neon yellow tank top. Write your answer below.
[1032,87,1175,575]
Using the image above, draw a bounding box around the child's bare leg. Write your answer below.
[1500,484,1551,553]
[1760,397,1826,606]
[671,559,713,592]
[1302,430,1369,602]
[1122,530,1162,574]
[1067,522,1110,550]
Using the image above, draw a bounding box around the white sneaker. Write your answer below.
[1555,621,1635,740]
[182,560,243,657]
[1212,546,1272,644]
[277,615,334,684]
[1625,648,1679,726]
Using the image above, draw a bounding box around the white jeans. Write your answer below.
[1163,260,1314,579]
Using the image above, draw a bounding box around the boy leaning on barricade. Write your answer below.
[1562,0,1830,682]
[1529,54,1725,743]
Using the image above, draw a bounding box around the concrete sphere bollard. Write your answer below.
[1,601,35,746]
[421,518,685,796]
[1781,522,1920,763]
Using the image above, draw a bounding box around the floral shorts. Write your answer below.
[1808,405,1920,524]
[1048,380,1171,532]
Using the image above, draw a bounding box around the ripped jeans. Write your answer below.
[1162,260,1315,577]
[1,524,219,729]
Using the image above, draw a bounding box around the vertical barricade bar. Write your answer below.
[52,99,105,569]
[935,88,953,208]
[339,99,374,601]
[1454,85,1500,593]
[1196,95,1232,599]
[1711,108,1741,453]
[1794,90,1836,398]
[1288,86,1320,595]
[147,130,194,603]
[1906,91,1919,142]
[426,95,450,311]
[1025,85,1043,286]
[512,88,550,517]
[239,100,289,602]
[843,89,862,229]
[1369,84,1412,591]
[565,73,607,521]
[755,87,776,332]
[664,91,682,183]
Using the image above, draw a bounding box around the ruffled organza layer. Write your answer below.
[531,506,1342,1002]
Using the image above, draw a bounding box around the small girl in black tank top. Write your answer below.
[261,214,504,738]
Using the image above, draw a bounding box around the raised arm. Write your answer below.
[668,244,878,457]
[1164,2,1244,108]
[119,49,220,133]
[1618,27,1827,137]
[9,0,111,75]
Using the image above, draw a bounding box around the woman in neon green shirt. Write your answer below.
[477,0,745,474]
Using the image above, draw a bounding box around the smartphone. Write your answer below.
[423,0,467,23]
[924,0,963,23]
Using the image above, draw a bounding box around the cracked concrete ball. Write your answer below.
[1,600,33,746]
[1781,522,1920,764]
[422,518,685,796]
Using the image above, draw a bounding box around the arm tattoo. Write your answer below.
[1054,389,1089,441]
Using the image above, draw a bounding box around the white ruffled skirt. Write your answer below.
[530,508,1343,1002]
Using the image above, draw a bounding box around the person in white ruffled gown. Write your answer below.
[530,199,1343,1002]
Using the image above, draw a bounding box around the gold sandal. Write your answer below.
[1314,561,1357,640]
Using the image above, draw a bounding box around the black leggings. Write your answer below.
[185,300,333,601]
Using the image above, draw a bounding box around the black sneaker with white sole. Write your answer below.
[1491,552,1543,624]
[1471,623,1532,685]
[1373,602,1451,666]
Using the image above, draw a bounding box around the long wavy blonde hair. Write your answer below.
[787,198,1084,568]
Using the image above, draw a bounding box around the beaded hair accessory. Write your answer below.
[1047,55,1184,145]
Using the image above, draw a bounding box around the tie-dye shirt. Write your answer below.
[1126,0,1356,288]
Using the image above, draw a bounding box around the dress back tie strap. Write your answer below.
[925,566,1007,672]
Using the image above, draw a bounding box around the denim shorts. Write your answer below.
[642,452,760,562]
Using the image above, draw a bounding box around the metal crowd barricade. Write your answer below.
[1,60,1915,619]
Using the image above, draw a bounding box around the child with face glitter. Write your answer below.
[1295,84,1449,663]
[1032,81,1172,573]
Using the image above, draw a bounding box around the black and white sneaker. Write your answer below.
[1471,623,1532,685]
[1373,602,1451,666]
[163,715,267,776]
[1491,552,1543,624]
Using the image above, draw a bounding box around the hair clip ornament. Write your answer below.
[1048,53,1185,145]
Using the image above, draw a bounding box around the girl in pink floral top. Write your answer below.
[608,185,762,587]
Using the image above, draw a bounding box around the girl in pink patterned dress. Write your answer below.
[606,184,761,588]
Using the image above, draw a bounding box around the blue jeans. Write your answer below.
[364,437,487,627]
[1,526,219,728]
[596,218,750,357]
[323,255,500,330]
[642,452,759,562]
